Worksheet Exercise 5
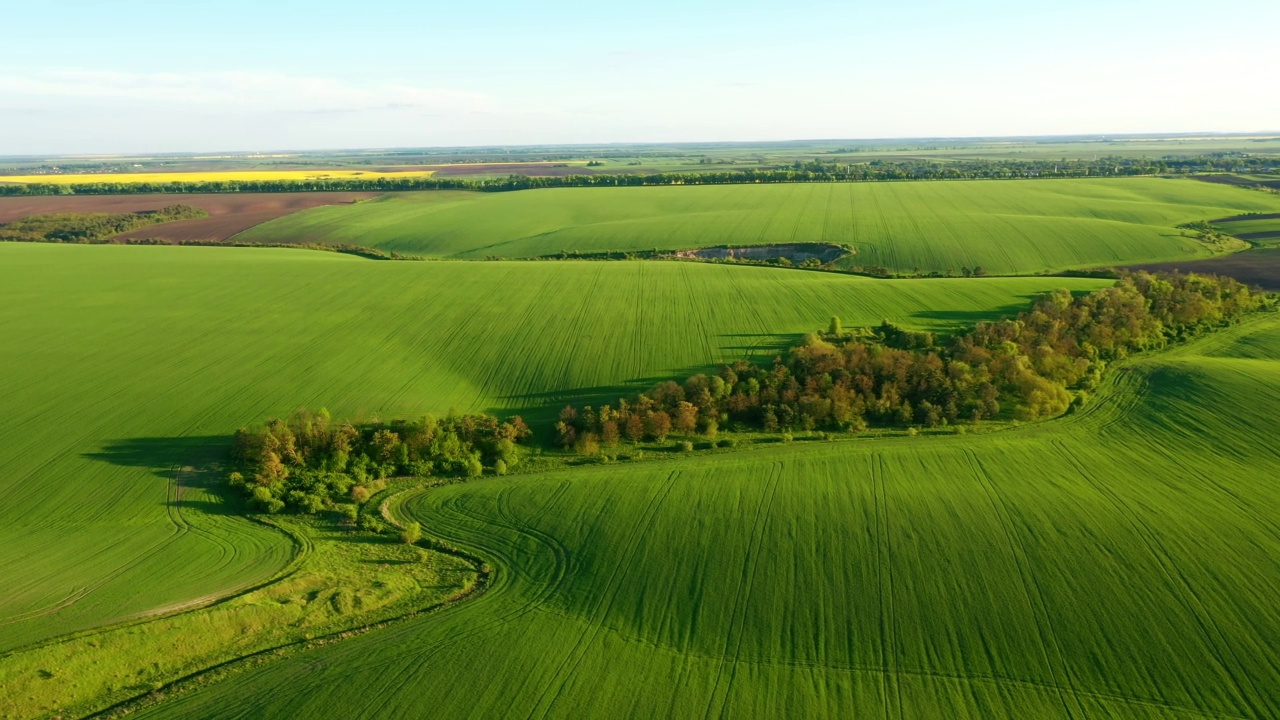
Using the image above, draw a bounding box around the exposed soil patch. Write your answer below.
[1125,249,1280,291]
[0,192,379,242]
[427,163,598,178]
[671,243,849,264]
[1238,231,1280,242]
[1191,174,1261,187]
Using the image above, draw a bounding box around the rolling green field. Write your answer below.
[232,178,1280,274]
[130,313,1280,719]
[3,241,1277,719]
[0,244,1105,659]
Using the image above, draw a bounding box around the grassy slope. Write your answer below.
[0,244,1103,654]
[232,178,1280,274]
[136,315,1280,719]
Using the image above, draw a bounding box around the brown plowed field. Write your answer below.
[0,192,379,242]
[1126,249,1280,291]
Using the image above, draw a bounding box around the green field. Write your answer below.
[231,178,1280,274]
[3,240,1278,719]
[1215,217,1280,243]
[0,244,1105,656]
[129,313,1280,719]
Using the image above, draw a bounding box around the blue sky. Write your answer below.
[2,0,1276,154]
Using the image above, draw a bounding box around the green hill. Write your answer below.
[231,178,1280,274]
[134,314,1280,719]
[0,244,1103,655]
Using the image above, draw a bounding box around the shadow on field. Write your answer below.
[911,304,1026,326]
[489,364,733,435]
[84,435,233,476]
[84,436,250,516]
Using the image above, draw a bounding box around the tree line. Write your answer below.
[0,205,205,242]
[228,409,530,518]
[3,155,1274,197]
[556,271,1267,450]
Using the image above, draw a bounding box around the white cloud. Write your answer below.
[0,70,495,115]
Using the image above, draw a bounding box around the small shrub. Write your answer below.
[680,440,694,453]
[906,427,919,437]
[401,521,422,545]
[336,503,358,525]
[351,486,372,504]
[781,432,793,443]
[494,459,508,475]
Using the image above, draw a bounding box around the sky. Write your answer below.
[2,0,1276,155]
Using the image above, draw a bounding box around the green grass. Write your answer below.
[4,242,1277,719]
[0,244,1104,658]
[0,507,474,719]
[231,178,1280,274]
[130,314,1280,719]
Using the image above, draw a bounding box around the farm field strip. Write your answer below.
[129,315,1280,719]
[0,192,379,243]
[231,178,1280,274]
[0,170,434,184]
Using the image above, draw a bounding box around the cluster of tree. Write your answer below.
[557,272,1266,447]
[228,408,530,515]
[0,205,205,243]
[5,155,1276,197]
[1177,220,1247,252]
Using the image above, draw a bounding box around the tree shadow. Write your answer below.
[84,435,233,477]
[487,363,739,429]
[911,304,1027,326]
[83,434,246,515]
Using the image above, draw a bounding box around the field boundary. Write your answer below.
[88,481,489,719]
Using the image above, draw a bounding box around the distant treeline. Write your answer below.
[557,271,1267,448]
[3,155,1276,196]
[0,205,205,242]
[229,409,531,516]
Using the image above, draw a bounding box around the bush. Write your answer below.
[351,486,372,504]
[338,504,358,524]
[401,521,422,545]
[495,459,508,476]
[357,514,385,534]
[680,440,694,453]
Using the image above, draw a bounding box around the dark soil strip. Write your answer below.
[1126,248,1280,291]
[1191,175,1261,187]
[1238,231,1280,241]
